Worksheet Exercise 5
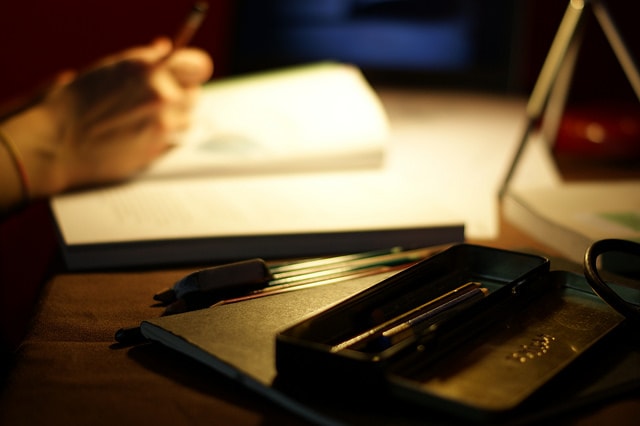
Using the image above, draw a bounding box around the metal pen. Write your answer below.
[331,281,487,352]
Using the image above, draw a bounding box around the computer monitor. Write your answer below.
[230,0,522,91]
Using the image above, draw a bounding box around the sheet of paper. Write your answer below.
[379,90,548,238]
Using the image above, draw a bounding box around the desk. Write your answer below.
[1,211,639,425]
[1,92,639,425]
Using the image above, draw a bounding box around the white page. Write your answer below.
[141,63,389,178]
[379,90,543,238]
[53,88,539,246]
[52,169,461,245]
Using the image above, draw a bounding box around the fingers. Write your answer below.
[63,111,173,186]
[47,39,213,188]
[52,70,78,89]
[106,37,173,67]
[74,38,213,98]
[114,38,214,88]
[166,48,214,87]
[86,93,193,144]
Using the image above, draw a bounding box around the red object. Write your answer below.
[0,1,233,349]
[0,0,233,105]
[555,103,640,161]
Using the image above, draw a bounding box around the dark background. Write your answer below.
[1,0,638,367]
[0,0,638,107]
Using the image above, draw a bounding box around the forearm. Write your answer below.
[1,105,68,213]
[0,128,26,212]
[0,41,212,215]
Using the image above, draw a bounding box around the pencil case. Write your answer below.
[275,243,625,421]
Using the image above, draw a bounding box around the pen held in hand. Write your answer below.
[172,1,209,51]
[156,1,209,65]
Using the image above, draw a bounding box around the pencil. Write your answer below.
[172,1,209,52]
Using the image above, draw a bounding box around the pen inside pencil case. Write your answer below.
[331,281,490,354]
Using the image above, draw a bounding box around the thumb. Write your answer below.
[167,48,214,87]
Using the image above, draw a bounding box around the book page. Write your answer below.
[510,181,640,243]
[140,62,389,178]
[53,87,537,248]
[380,90,534,238]
[52,170,461,245]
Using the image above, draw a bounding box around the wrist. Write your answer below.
[1,104,71,199]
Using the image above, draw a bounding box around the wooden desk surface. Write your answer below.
[1,205,639,425]
[1,111,639,425]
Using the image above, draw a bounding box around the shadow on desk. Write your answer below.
[1,201,62,377]
[126,325,640,425]
[125,343,305,425]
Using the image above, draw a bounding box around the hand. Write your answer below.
[45,37,213,188]
[1,38,213,207]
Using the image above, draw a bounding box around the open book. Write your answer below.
[141,62,388,178]
[51,171,463,270]
[50,63,464,270]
